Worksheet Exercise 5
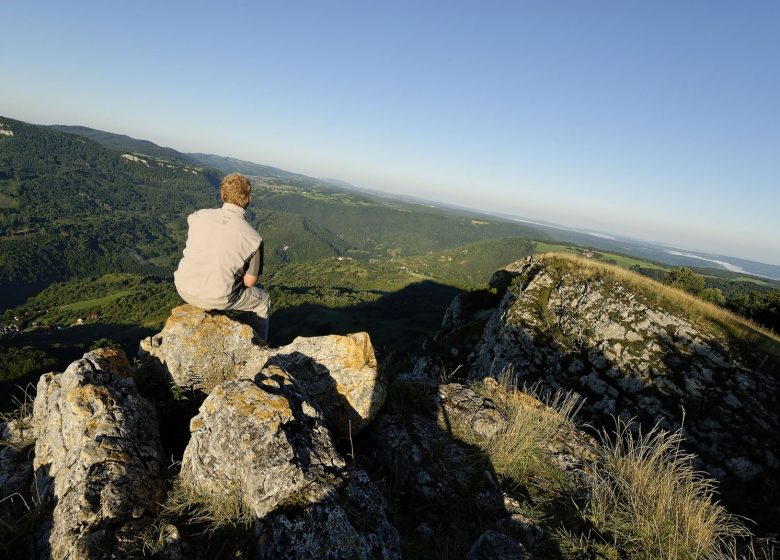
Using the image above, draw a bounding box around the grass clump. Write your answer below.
[456,369,767,559]
[0,481,52,558]
[0,383,37,450]
[581,418,749,559]
[473,372,582,488]
[138,475,254,559]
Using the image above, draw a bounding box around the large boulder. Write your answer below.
[140,305,386,435]
[32,348,164,560]
[139,304,265,393]
[180,367,401,559]
[263,332,385,435]
[180,369,344,517]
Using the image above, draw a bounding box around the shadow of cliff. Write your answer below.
[268,280,462,356]
[259,284,523,556]
[141,281,531,558]
[352,369,532,558]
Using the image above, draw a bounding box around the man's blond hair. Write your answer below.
[220,173,252,208]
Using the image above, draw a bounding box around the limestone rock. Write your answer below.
[263,332,385,435]
[32,348,164,560]
[256,470,401,560]
[181,370,344,518]
[180,369,401,558]
[465,255,780,524]
[141,305,386,436]
[466,530,529,559]
[139,304,265,393]
[437,383,506,439]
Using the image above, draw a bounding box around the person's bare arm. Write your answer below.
[243,245,262,287]
[243,273,258,287]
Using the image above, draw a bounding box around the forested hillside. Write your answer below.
[0,117,220,307]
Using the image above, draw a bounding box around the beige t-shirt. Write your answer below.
[174,203,262,307]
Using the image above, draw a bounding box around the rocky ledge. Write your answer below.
[430,255,779,526]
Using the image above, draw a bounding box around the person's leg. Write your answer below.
[225,287,271,342]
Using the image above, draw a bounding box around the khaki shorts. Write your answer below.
[224,286,271,318]
[178,287,271,318]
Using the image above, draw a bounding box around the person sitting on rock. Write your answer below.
[174,173,270,341]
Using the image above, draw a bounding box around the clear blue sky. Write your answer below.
[2,1,778,264]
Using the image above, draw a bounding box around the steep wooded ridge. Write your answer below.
[1,256,778,558]
[0,116,220,308]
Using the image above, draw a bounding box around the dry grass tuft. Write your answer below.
[0,383,37,452]
[138,475,254,558]
[0,477,51,557]
[583,418,749,559]
[468,368,582,487]
[164,476,253,530]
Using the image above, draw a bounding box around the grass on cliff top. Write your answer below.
[538,253,780,355]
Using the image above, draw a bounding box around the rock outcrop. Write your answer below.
[463,256,779,523]
[32,348,164,559]
[181,366,401,559]
[139,305,264,393]
[140,305,386,435]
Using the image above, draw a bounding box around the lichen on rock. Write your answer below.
[180,367,401,559]
[140,305,387,436]
[31,348,164,559]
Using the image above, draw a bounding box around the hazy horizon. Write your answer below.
[7,110,780,269]
[2,1,778,265]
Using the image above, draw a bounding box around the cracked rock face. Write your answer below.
[256,469,401,560]
[469,256,780,524]
[180,368,401,559]
[140,305,386,436]
[32,348,164,560]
